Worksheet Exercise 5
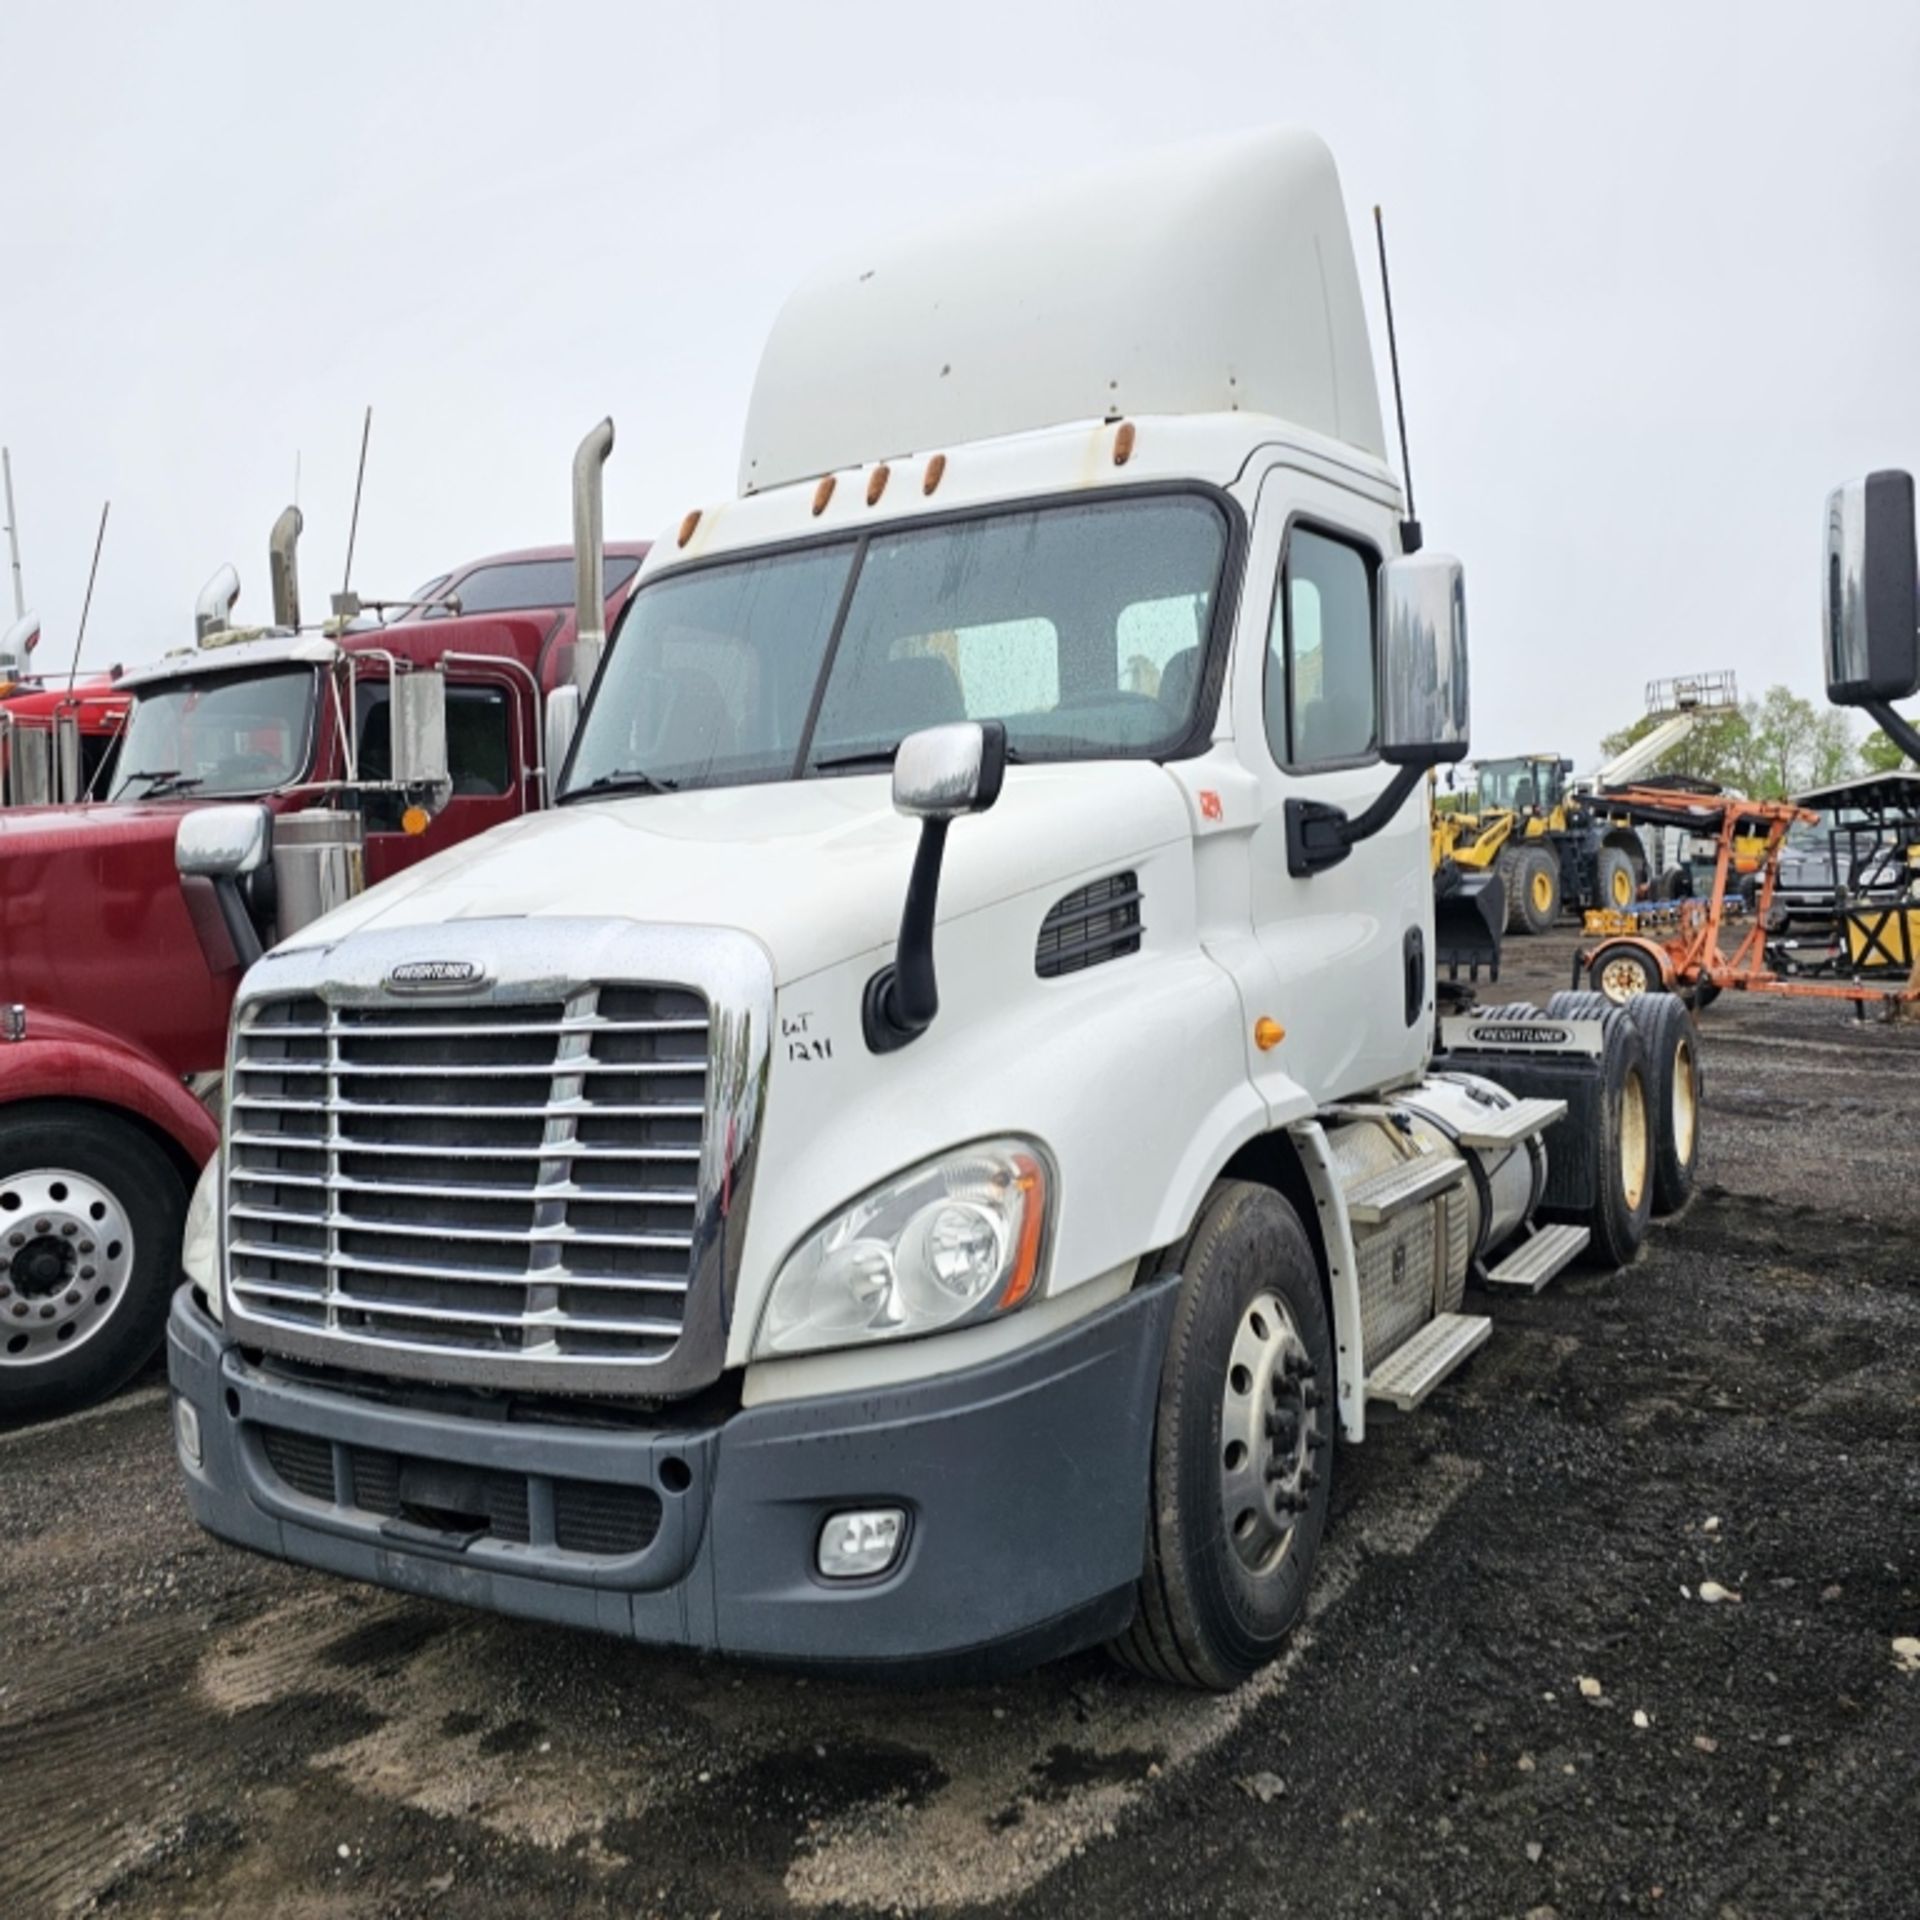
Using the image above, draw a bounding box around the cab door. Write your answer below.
[1234,458,1431,1103]
[357,675,527,886]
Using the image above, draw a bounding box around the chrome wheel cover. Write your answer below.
[0,1169,137,1367]
[1219,1289,1323,1574]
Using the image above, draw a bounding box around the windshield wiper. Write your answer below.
[813,742,1027,774]
[564,768,681,801]
[116,769,205,798]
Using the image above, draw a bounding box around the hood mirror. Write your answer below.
[176,802,274,972]
[892,720,1009,821]
[866,720,1008,1053]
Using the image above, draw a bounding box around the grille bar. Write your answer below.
[227,984,710,1368]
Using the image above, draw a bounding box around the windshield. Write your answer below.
[562,494,1228,798]
[404,555,644,620]
[1476,758,1558,813]
[110,667,318,800]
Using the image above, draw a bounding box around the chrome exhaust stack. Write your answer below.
[0,609,38,676]
[194,564,241,642]
[269,505,303,631]
[572,418,615,693]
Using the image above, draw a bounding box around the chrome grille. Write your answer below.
[226,984,710,1370]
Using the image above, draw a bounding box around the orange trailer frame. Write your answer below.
[1575,785,1920,1013]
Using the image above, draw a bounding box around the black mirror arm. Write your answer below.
[1286,762,1425,877]
[863,817,951,1053]
[1865,698,1920,766]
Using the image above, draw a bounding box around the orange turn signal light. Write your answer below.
[401,805,431,837]
[1254,1017,1285,1052]
[997,1154,1049,1312]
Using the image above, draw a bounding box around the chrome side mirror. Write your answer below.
[389,666,450,802]
[1825,471,1918,706]
[1379,551,1470,767]
[176,803,272,879]
[176,802,273,972]
[891,720,1008,821]
[544,683,582,798]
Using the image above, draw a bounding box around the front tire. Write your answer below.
[0,1106,187,1424]
[1515,847,1561,934]
[1597,845,1638,911]
[1110,1181,1333,1690]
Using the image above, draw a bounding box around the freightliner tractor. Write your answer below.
[169,130,1698,1687]
[0,506,647,1421]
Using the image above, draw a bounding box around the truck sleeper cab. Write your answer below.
[169,129,1690,1684]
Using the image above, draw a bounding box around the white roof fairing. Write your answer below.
[115,632,343,690]
[738,126,1386,496]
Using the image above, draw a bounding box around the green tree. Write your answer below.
[1599,685,1857,796]
[1861,721,1917,773]
[1740,686,1855,796]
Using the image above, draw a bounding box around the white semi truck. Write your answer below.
[168,129,1694,1687]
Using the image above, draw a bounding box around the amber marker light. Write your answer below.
[997,1152,1050,1311]
[1254,1017,1285,1051]
[401,805,431,837]
[677,509,702,548]
[812,474,837,516]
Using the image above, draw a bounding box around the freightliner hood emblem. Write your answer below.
[385,958,487,991]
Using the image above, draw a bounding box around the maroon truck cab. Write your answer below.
[0,542,646,1422]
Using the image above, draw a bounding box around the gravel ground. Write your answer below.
[2,932,1915,1919]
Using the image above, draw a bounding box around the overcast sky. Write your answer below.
[3,0,1915,762]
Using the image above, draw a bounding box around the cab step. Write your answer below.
[1481,1222,1590,1294]
[1344,1153,1466,1225]
[1451,1096,1568,1151]
[1364,1312,1493,1411]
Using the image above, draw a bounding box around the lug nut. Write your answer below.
[79,1267,94,1281]
[33,1219,49,1234]
[65,1290,79,1306]
[1300,1466,1320,1491]
[1302,1382,1324,1409]
[60,1223,76,1238]
[79,1241,93,1255]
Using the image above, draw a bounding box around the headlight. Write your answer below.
[754,1139,1052,1358]
[182,1157,222,1320]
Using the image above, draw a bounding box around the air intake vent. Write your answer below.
[1036,871,1143,978]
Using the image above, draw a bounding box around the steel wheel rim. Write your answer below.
[1619,1068,1650,1212]
[1531,868,1554,913]
[1599,956,1650,1004]
[1673,1036,1698,1164]
[1219,1289,1321,1575]
[1611,865,1634,907]
[0,1168,137,1366]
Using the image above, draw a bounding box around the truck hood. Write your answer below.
[0,799,194,854]
[278,763,1193,985]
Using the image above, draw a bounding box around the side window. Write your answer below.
[1265,525,1378,767]
[355,684,513,831]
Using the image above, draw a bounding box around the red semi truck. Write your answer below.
[0,444,643,1420]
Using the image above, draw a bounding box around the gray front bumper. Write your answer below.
[167,1278,1176,1674]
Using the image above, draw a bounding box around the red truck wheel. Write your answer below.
[0,1107,187,1424]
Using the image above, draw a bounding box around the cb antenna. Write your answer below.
[1372,205,1422,555]
[68,499,110,689]
[341,405,372,599]
[2,448,24,619]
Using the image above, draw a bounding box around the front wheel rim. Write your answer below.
[0,1169,137,1366]
[1219,1290,1321,1575]
[1611,865,1634,906]
[1532,869,1554,913]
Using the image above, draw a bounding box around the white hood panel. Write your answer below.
[282,763,1192,984]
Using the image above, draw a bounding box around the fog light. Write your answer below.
[816,1506,906,1580]
[173,1394,202,1468]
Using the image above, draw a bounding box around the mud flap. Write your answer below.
[1433,1013,1607,1214]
